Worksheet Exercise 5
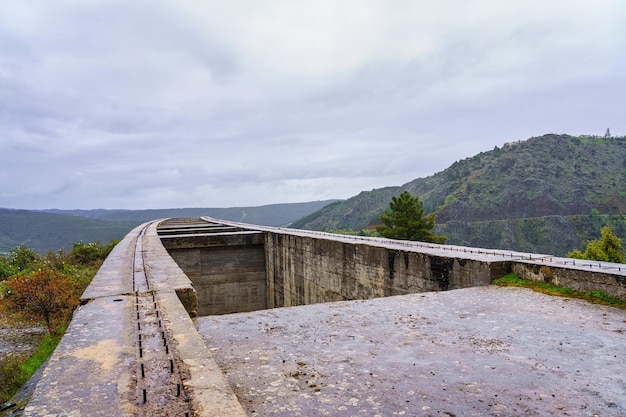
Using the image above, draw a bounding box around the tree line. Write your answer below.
[376,191,624,263]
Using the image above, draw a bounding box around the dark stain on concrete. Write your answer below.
[430,256,454,290]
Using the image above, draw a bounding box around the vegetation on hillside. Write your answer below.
[0,241,116,403]
[0,209,134,255]
[290,188,399,231]
[567,226,625,263]
[290,134,626,257]
[3,269,81,335]
[376,191,446,243]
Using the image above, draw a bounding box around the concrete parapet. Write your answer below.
[143,221,247,416]
[143,222,198,316]
[156,291,246,417]
[204,216,626,302]
[23,295,137,417]
[513,260,626,299]
[263,232,504,308]
[80,221,148,301]
[24,222,147,416]
[23,220,246,417]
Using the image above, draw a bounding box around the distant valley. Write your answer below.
[0,200,336,254]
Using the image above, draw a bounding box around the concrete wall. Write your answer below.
[162,229,507,315]
[159,219,626,316]
[264,232,507,308]
[512,261,626,299]
[162,232,267,316]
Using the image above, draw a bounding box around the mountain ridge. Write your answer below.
[1,200,337,254]
[290,134,626,256]
[38,200,337,225]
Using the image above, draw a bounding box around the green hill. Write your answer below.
[2,200,337,254]
[291,134,626,256]
[0,209,135,254]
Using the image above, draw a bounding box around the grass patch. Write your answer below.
[0,331,63,403]
[492,273,626,308]
[0,354,28,403]
[491,273,527,286]
[20,331,63,379]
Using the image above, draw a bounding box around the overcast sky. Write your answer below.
[1,1,624,210]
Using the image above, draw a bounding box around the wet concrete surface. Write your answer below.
[22,295,137,417]
[197,286,626,416]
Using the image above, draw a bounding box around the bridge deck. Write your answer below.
[22,221,246,417]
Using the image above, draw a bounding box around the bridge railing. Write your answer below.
[201,216,626,276]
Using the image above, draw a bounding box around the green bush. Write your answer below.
[69,240,117,266]
[0,255,16,280]
[0,354,28,403]
[567,226,625,263]
[8,246,41,273]
[0,333,62,403]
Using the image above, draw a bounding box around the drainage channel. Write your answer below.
[132,223,191,416]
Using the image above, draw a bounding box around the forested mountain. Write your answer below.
[291,134,626,256]
[1,200,336,254]
[0,209,135,254]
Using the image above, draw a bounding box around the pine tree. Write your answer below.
[376,191,447,243]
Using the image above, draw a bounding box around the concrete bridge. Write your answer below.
[18,218,626,416]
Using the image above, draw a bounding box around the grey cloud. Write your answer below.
[0,1,624,209]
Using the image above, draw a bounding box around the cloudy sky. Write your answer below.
[1,1,624,210]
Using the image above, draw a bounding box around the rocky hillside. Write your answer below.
[291,134,626,256]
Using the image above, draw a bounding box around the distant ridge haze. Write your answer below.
[0,200,337,254]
